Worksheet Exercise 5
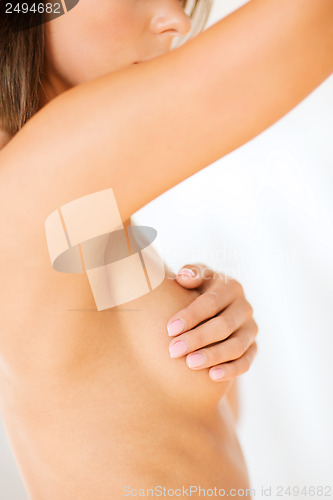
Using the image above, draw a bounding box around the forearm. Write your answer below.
[2,0,332,227]
[186,0,333,159]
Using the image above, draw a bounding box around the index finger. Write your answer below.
[166,275,241,336]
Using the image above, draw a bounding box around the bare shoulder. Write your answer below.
[1,0,331,237]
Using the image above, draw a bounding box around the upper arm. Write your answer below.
[0,0,332,369]
[1,0,332,231]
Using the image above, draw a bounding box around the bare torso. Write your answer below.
[1,0,331,492]
[0,138,250,498]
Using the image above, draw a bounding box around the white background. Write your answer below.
[1,1,332,497]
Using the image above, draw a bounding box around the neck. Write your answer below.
[39,68,72,109]
[0,128,12,150]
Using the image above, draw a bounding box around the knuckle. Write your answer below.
[251,340,258,355]
[205,290,219,311]
[232,279,244,296]
[245,301,254,317]
[220,313,236,334]
[231,336,245,357]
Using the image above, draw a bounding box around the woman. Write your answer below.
[0,0,331,498]
[0,3,259,497]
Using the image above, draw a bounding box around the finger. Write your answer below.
[175,263,214,290]
[180,317,257,367]
[199,270,242,295]
[208,341,258,382]
[167,278,243,336]
[169,298,254,358]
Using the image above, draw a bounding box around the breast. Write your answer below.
[67,223,233,418]
[100,265,233,418]
[0,211,231,419]
[0,256,239,500]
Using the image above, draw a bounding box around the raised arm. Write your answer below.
[1,0,332,226]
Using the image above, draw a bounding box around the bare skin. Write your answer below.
[0,0,332,497]
[0,257,250,499]
[0,129,249,497]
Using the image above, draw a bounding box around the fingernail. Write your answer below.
[167,319,185,336]
[186,353,205,368]
[169,341,188,358]
[177,268,195,277]
[210,368,225,380]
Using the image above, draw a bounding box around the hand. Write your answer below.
[166,263,258,382]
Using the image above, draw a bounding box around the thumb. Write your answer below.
[175,264,203,289]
